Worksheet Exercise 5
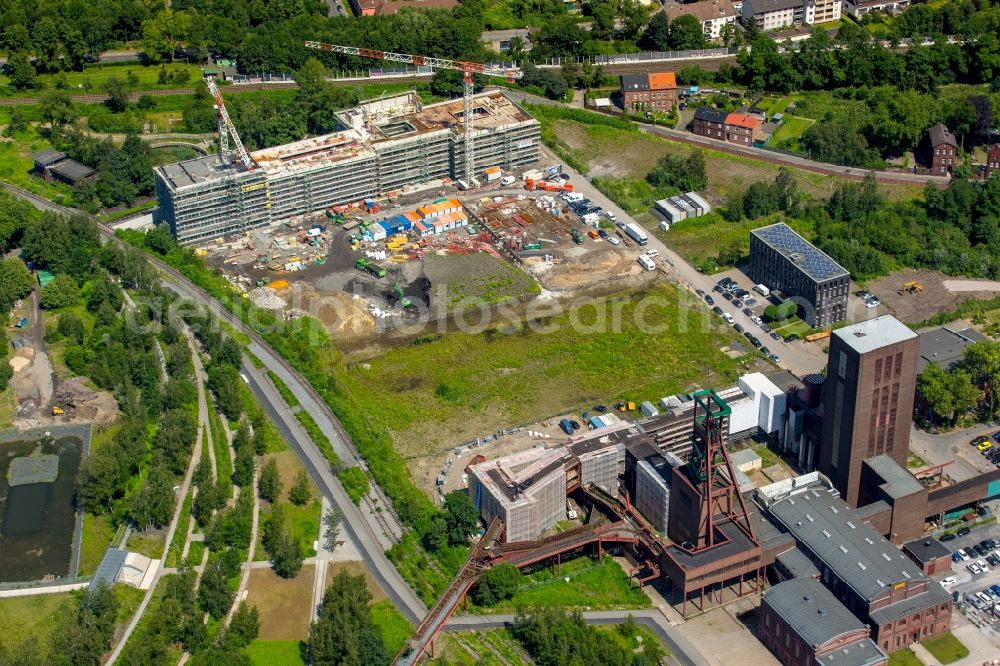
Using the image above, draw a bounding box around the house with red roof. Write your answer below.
[724,113,763,145]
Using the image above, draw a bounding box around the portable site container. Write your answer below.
[366,225,387,241]
[417,205,436,219]
[413,220,430,237]
[589,416,605,429]
[671,196,697,218]
[655,199,685,223]
[640,401,659,417]
[484,166,502,182]
[684,191,712,215]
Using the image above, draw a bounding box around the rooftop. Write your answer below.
[621,73,649,91]
[863,455,925,500]
[929,123,957,148]
[751,222,849,282]
[730,448,762,469]
[748,0,805,12]
[693,106,728,123]
[725,113,762,130]
[31,149,66,165]
[648,72,677,91]
[902,537,951,565]
[49,159,97,182]
[91,547,127,590]
[665,0,737,22]
[917,325,985,372]
[868,586,951,625]
[763,578,869,649]
[763,477,927,602]
[833,315,917,356]
[775,545,821,579]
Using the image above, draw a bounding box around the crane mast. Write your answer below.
[303,42,521,183]
[206,77,256,171]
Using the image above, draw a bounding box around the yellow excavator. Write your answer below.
[898,280,923,295]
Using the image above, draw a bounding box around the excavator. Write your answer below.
[898,280,923,295]
[392,282,412,308]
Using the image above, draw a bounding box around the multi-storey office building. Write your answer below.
[155,91,540,244]
[749,222,850,327]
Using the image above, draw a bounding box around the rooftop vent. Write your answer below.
[838,545,848,554]
[881,553,892,562]
[822,529,832,538]
[853,329,867,338]
[857,562,867,571]
[846,521,856,529]
[805,513,814,522]
[876,579,885,587]
[818,608,827,616]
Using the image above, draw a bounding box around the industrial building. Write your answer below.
[654,192,712,224]
[756,473,953,653]
[749,222,850,327]
[819,316,919,508]
[760,578,887,666]
[155,90,540,244]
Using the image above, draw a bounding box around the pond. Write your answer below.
[0,434,83,583]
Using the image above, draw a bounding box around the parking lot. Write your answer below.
[941,522,1000,630]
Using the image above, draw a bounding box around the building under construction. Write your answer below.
[154,90,540,244]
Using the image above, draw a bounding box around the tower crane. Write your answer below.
[303,42,522,183]
[206,77,257,171]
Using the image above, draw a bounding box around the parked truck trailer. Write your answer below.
[623,222,648,246]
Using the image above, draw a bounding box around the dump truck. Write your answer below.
[355,258,386,278]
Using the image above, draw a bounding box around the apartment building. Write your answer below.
[927,124,958,176]
[620,72,678,113]
[665,0,737,41]
[724,112,763,145]
[691,107,728,140]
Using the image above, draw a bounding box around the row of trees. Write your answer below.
[511,608,665,666]
[920,339,1000,426]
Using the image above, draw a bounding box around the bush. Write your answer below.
[471,564,521,606]
[337,466,369,505]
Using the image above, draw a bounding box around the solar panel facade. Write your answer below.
[749,223,849,327]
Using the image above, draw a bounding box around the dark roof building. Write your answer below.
[749,222,849,327]
[761,578,887,666]
[928,124,957,149]
[49,159,97,186]
[31,149,67,169]
[926,124,957,177]
[758,476,952,653]
[901,537,952,576]
[693,107,728,124]
[620,73,650,92]
[917,325,985,372]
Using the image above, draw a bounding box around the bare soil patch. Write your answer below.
[246,565,316,640]
[866,269,998,324]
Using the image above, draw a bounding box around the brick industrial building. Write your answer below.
[749,222,850,327]
[819,316,919,508]
[619,72,678,113]
[760,578,887,666]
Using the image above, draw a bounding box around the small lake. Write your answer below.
[0,434,83,582]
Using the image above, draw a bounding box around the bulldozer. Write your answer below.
[898,280,923,295]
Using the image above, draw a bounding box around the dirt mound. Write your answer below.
[51,377,120,427]
[540,248,642,290]
[299,288,376,339]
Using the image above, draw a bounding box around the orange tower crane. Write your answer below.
[303,42,522,182]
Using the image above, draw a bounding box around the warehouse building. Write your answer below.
[749,222,850,327]
[155,90,540,244]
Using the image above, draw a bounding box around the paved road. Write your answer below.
[535,142,827,378]
[910,422,1000,483]
[2,182,426,625]
[446,611,710,666]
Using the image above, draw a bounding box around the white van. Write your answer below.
[500,175,516,186]
[644,248,659,259]
[605,211,617,222]
[940,576,956,587]
[754,284,771,297]
[637,255,656,271]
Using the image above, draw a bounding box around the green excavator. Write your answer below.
[393,282,412,308]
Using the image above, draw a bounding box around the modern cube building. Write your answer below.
[155,91,540,244]
[819,316,919,508]
[749,222,850,327]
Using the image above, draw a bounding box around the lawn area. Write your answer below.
[78,512,117,576]
[245,565,315,640]
[770,316,812,339]
[0,63,202,96]
[474,556,651,612]
[652,213,810,270]
[0,593,74,653]
[127,530,165,560]
[426,253,541,314]
[0,132,75,202]
[245,640,305,666]
[920,632,969,664]
[888,648,923,666]
[283,498,321,558]
[0,385,16,429]
[769,115,815,151]
[337,282,750,459]
[370,600,413,655]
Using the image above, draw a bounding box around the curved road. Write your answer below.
[1,183,427,624]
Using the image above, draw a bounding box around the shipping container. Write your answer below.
[483,166,502,182]
[640,401,659,417]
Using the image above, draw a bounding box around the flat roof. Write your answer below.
[474,446,569,504]
[763,578,868,648]
[775,546,821,579]
[730,448,761,467]
[91,547,127,590]
[751,222,849,282]
[833,315,917,355]
[49,159,96,181]
[902,537,951,565]
[918,326,984,372]
[764,480,927,602]
[863,455,925,500]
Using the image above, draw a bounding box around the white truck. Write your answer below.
[754,284,771,297]
[500,175,516,186]
[624,222,648,246]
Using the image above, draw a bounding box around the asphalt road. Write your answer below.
[446,611,710,666]
[910,422,1000,483]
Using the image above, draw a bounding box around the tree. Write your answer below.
[4,105,27,136]
[471,563,521,606]
[647,149,707,192]
[263,505,303,579]
[258,457,281,503]
[223,603,260,650]
[0,257,33,312]
[40,273,81,310]
[918,363,954,425]
[50,582,119,666]
[130,460,175,529]
[442,490,479,546]
[640,12,670,52]
[963,339,1000,414]
[38,89,76,128]
[199,562,235,619]
[307,570,388,666]
[289,469,311,506]
[7,52,36,90]
[668,15,708,51]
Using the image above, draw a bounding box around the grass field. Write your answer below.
[245,640,305,666]
[770,316,813,339]
[246,565,316,640]
[888,648,922,666]
[651,213,812,269]
[769,115,815,151]
[0,385,17,430]
[0,133,74,202]
[268,370,300,407]
[920,632,969,664]
[78,512,116,576]
[126,530,165,560]
[0,63,203,96]
[426,253,541,313]
[0,593,74,652]
[337,282,749,458]
[284,499,321,558]
[474,556,651,612]
[370,600,413,655]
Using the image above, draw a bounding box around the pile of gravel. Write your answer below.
[248,287,285,311]
[9,454,59,485]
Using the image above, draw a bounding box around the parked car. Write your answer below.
[977,559,990,573]
[713,306,723,315]
[959,527,972,537]
[941,576,956,587]
[769,354,781,363]
[959,548,972,559]
[953,552,963,562]
[696,289,705,296]
[974,544,989,556]
[598,229,609,239]
[743,307,753,317]
[569,419,581,431]
[734,323,745,333]
[713,285,723,293]
[770,332,782,341]
[705,295,714,305]
[607,236,620,245]
[760,347,770,356]
[972,435,989,446]
[987,554,1000,567]
[940,533,956,542]
[968,562,982,575]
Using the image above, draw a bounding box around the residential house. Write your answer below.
[481,29,532,53]
[927,124,957,176]
[350,0,457,15]
[742,0,803,29]
[986,143,1000,177]
[691,107,728,140]
[620,72,678,113]
[665,0,737,41]
[843,0,910,17]
[807,0,842,24]
[724,112,763,145]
